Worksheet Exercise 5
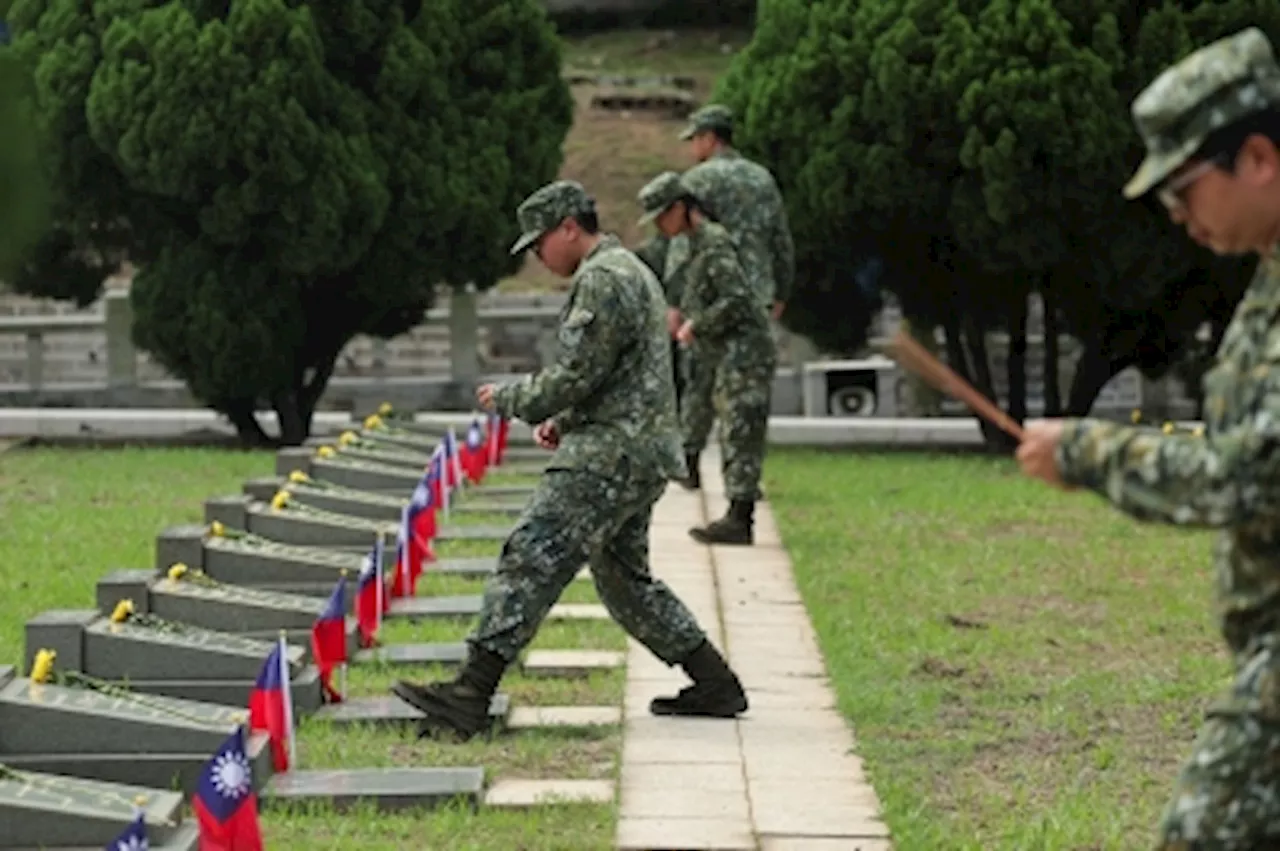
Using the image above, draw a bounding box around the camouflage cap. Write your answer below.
[1125,27,1280,200]
[510,180,596,255]
[678,104,733,141]
[636,171,685,226]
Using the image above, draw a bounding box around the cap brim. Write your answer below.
[637,209,661,227]
[510,229,543,255]
[1122,138,1201,200]
[677,125,698,141]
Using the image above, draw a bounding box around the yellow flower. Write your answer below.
[316,445,335,458]
[110,599,135,623]
[1162,422,1174,434]
[271,490,290,511]
[210,520,225,537]
[339,431,358,446]
[378,402,393,416]
[289,470,309,484]
[363,414,383,430]
[168,563,189,581]
[30,649,55,683]
[1192,425,1205,437]
[1130,409,1142,423]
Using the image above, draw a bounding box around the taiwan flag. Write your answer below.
[247,638,294,772]
[485,413,501,466]
[461,420,486,483]
[443,429,462,490]
[428,445,449,515]
[311,576,346,703]
[354,539,383,648]
[497,416,510,463]
[192,726,264,850]
[394,477,436,594]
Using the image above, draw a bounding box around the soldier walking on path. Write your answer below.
[669,104,795,491]
[1016,28,1280,849]
[391,180,748,739]
[638,170,775,546]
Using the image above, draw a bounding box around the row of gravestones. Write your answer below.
[0,419,620,849]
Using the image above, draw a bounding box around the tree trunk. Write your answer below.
[223,399,272,447]
[1007,294,1028,426]
[963,316,1009,450]
[1066,341,1135,416]
[942,317,970,383]
[1043,289,1061,417]
[272,353,339,446]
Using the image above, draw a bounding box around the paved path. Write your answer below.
[616,449,891,850]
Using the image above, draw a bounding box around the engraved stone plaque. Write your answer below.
[0,769,186,847]
[83,616,303,681]
[313,693,509,730]
[353,642,467,667]
[262,766,485,813]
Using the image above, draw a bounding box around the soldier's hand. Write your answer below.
[772,301,785,319]
[1015,420,1069,489]
[476,383,497,411]
[533,420,559,450]
[676,320,695,345]
[667,308,682,337]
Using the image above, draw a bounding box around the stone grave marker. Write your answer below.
[275,448,427,492]
[0,664,274,795]
[261,766,485,814]
[155,524,501,592]
[0,768,194,848]
[343,426,551,465]
[203,495,512,546]
[95,568,361,658]
[304,434,435,468]
[241,476,524,520]
[313,693,510,731]
[24,609,323,713]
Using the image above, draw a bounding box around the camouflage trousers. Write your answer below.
[1155,635,1280,849]
[713,349,775,502]
[680,345,716,454]
[468,467,706,665]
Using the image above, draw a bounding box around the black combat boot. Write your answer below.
[676,452,701,490]
[689,499,753,545]
[650,640,748,718]
[390,645,506,741]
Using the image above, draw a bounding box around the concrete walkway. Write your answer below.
[616,449,891,850]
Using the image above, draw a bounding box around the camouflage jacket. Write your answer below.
[1056,247,1280,658]
[679,220,773,366]
[681,148,795,307]
[492,235,684,480]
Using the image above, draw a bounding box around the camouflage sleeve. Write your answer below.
[770,198,795,304]
[1055,416,1280,527]
[687,245,757,341]
[491,268,628,425]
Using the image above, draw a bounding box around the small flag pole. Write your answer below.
[278,631,297,769]
[338,569,348,701]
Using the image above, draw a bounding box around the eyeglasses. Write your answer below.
[1156,156,1225,211]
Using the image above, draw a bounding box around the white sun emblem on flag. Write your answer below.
[115,836,147,851]
[211,750,251,799]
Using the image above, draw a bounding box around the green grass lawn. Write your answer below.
[767,449,1227,851]
[0,446,617,850]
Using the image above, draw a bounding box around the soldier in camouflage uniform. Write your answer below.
[638,170,776,545]
[392,181,748,738]
[670,104,795,491]
[1016,28,1280,850]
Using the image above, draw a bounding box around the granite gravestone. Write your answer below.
[0,768,195,848]
[95,569,361,657]
[241,477,523,520]
[155,524,501,595]
[203,495,512,547]
[276,447,540,496]
[24,610,323,712]
[0,664,274,794]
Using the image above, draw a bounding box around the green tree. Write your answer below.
[5,0,571,443]
[719,0,1278,439]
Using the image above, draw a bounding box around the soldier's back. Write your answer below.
[685,153,786,300]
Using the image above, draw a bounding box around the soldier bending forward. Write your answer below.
[391,180,749,739]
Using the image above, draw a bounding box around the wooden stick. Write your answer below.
[881,329,1025,441]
